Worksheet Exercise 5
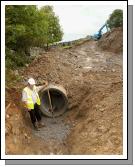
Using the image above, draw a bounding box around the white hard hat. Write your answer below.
[28,78,36,85]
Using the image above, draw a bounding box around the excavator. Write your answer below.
[92,23,109,40]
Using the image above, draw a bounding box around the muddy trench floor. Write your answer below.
[33,115,72,143]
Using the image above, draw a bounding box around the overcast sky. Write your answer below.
[39,5,124,41]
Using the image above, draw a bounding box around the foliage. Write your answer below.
[107,9,123,29]
[5,5,63,69]
[5,68,23,88]
[5,49,31,69]
[38,6,63,48]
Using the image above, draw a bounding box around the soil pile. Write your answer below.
[97,27,123,53]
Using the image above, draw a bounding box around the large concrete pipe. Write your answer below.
[39,85,68,117]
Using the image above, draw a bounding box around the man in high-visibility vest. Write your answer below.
[22,78,48,131]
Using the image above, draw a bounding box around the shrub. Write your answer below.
[107,9,123,29]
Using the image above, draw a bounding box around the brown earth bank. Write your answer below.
[5,28,123,155]
[97,27,123,54]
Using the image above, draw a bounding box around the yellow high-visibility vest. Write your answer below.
[23,85,41,109]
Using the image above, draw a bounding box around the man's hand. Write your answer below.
[44,81,48,87]
[36,81,49,92]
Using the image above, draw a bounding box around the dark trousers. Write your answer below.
[28,103,41,125]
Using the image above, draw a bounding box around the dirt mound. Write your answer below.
[97,27,123,53]
[66,74,123,154]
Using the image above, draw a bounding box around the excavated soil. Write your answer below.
[97,27,123,53]
[5,30,123,155]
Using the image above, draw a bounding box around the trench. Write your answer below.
[33,85,72,149]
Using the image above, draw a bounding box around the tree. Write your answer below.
[107,9,123,29]
[6,5,63,51]
[39,6,63,49]
[5,5,38,52]
[5,5,63,68]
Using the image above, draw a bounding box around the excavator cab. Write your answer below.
[93,31,102,40]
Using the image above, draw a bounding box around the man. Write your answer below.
[22,78,48,131]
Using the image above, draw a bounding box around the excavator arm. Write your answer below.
[92,23,109,40]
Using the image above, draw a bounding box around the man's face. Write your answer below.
[29,84,34,90]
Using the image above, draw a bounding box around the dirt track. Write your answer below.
[5,34,123,155]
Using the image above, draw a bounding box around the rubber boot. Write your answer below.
[33,122,40,131]
[38,121,45,128]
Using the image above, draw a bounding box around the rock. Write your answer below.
[97,125,109,133]
[5,123,12,136]
[13,137,17,144]
[50,152,54,155]
[5,128,9,136]
[14,70,19,76]
[37,151,42,155]
[99,108,105,112]
[6,114,10,119]
[24,133,28,138]
[112,69,116,72]
[95,104,99,108]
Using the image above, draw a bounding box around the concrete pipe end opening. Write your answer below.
[39,85,68,117]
